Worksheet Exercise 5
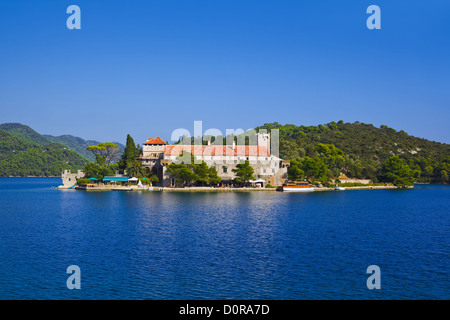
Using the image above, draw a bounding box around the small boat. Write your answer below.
[335,184,345,191]
[282,182,315,192]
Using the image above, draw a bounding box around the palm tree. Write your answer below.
[126,160,146,178]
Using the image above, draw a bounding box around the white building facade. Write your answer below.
[139,133,289,187]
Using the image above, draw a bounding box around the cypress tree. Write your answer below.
[119,134,139,172]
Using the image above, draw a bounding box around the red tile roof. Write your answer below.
[143,136,167,145]
[164,145,270,157]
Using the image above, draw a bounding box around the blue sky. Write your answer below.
[0,0,449,144]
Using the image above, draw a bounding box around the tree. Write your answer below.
[302,156,330,182]
[126,160,147,178]
[379,156,415,187]
[166,152,222,187]
[147,174,159,186]
[167,151,198,185]
[437,170,448,184]
[166,163,185,186]
[83,162,114,180]
[167,162,196,187]
[287,159,304,181]
[193,161,210,185]
[315,143,345,177]
[232,160,255,185]
[208,167,222,185]
[119,134,139,172]
[180,166,196,186]
[87,142,120,166]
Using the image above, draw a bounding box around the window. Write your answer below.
[222,166,228,173]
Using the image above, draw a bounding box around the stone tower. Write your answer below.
[257,132,271,155]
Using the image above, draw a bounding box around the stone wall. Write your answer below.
[61,170,85,187]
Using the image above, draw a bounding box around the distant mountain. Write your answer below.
[44,134,125,162]
[43,135,103,162]
[0,129,87,176]
[0,123,51,146]
[0,123,125,162]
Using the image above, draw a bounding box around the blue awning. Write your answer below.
[103,176,129,182]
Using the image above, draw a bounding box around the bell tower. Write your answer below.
[257,132,270,154]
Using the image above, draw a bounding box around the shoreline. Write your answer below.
[69,185,406,192]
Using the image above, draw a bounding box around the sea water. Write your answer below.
[0,178,448,299]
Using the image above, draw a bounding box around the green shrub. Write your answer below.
[338,182,387,187]
[77,178,91,185]
[265,184,273,188]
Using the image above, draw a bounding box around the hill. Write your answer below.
[44,134,125,162]
[0,123,125,162]
[0,129,87,176]
[43,135,103,162]
[256,121,449,184]
[0,123,51,146]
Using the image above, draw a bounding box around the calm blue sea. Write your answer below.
[0,178,448,300]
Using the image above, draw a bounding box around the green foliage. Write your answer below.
[126,160,147,178]
[0,123,51,145]
[76,178,91,185]
[193,161,210,185]
[87,142,120,166]
[232,160,255,184]
[265,184,273,188]
[0,129,87,176]
[301,156,330,182]
[257,121,449,184]
[337,182,387,187]
[208,167,221,185]
[82,139,124,180]
[119,134,140,172]
[147,174,159,186]
[287,159,305,181]
[380,156,415,187]
[0,123,125,162]
[166,152,222,187]
[83,162,114,180]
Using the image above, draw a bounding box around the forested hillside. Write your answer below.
[256,121,449,184]
[0,129,87,176]
[44,134,102,162]
[0,123,125,162]
[0,123,51,145]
